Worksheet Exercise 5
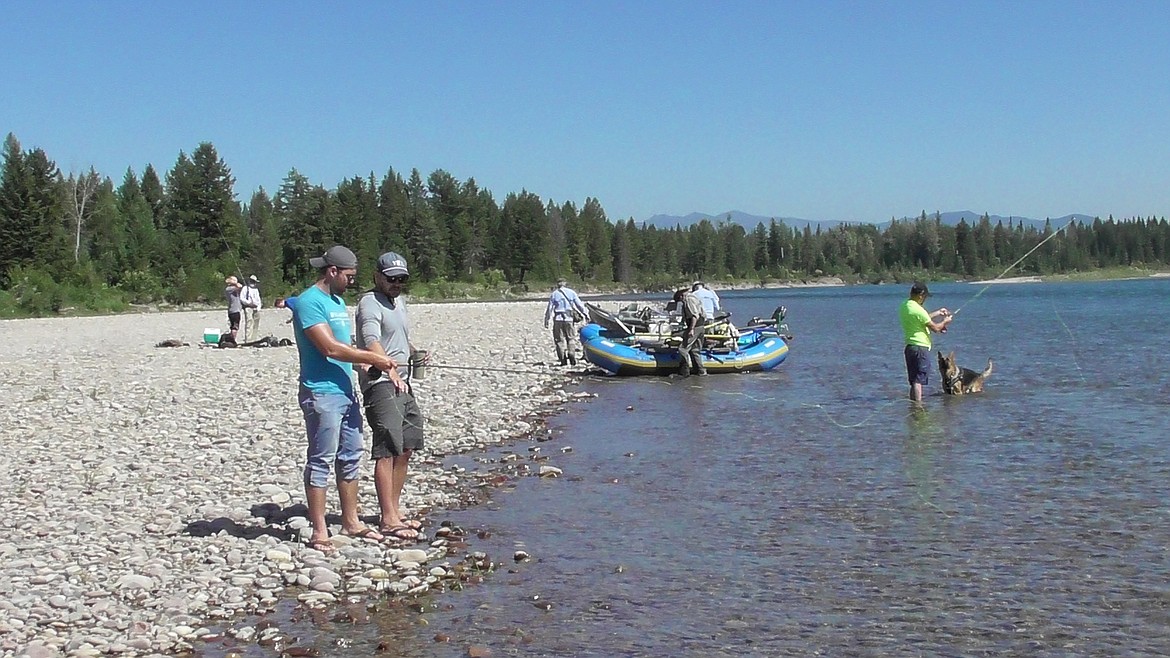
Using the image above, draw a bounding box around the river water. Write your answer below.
[259,279,1170,656]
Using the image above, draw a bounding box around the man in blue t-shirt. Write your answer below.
[293,245,398,554]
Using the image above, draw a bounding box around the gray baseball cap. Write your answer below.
[377,252,409,277]
[309,245,358,269]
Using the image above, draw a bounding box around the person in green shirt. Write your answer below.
[899,282,953,402]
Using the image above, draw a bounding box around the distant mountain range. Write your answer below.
[641,210,1099,233]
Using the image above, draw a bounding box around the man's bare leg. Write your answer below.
[375,454,417,539]
[374,457,401,528]
[910,382,923,402]
[306,484,330,544]
[336,476,373,536]
[392,450,412,521]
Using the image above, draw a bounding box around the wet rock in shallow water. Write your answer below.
[514,551,531,562]
[538,465,562,478]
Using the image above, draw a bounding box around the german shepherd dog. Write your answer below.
[938,351,993,395]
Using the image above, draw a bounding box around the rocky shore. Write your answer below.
[0,301,586,656]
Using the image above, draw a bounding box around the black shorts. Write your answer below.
[363,382,424,458]
[904,345,930,385]
[228,311,241,331]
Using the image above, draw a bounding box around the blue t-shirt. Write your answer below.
[293,285,354,395]
[284,296,298,312]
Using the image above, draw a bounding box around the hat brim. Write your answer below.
[381,268,409,277]
[309,257,327,268]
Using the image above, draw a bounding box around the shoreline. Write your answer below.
[0,302,588,655]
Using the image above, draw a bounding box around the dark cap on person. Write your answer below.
[556,278,567,287]
[910,281,930,297]
[309,245,358,269]
[377,252,409,277]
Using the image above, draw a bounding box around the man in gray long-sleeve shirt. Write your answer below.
[224,276,243,343]
[543,279,589,366]
[355,251,428,542]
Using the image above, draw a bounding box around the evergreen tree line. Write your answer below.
[2,133,1168,315]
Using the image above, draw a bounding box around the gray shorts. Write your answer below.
[363,381,424,458]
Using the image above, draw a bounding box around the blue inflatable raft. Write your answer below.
[579,308,791,376]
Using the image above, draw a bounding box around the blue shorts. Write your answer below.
[904,345,931,385]
[298,387,364,488]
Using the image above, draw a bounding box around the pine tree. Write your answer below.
[140,164,165,227]
[0,133,28,283]
[85,178,127,280]
[611,218,632,284]
[498,190,547,283]
[376,168,409,257]
[403,169,446,280]
[117,168,158,271]
[580,197,612,282]
[0,134,68,282]
[244,187,282,289]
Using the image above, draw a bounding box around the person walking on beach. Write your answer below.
[293,245,399,553]
[240,275,262,342]
[674,287,707,376]
[544,279,589,366]
[899,281,953,402]
[224,276,243,343]
[692,280,721,318]
[356,251,429,542]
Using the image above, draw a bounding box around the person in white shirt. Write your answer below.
[692,281,721,319]
[543,279,589,366]
[240,275,263,342]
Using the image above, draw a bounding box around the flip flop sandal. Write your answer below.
[342,527,385,542]
[381,525,419,542]
[306,538,338,555]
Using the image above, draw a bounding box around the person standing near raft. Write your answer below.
[899,281,953,402]
[355,251,429,542]
[674,286,708,377]
[293,245,398,553]
[544,278,589,366]
[691,280,721,318]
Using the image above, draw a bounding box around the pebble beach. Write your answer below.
[0,301,585,656]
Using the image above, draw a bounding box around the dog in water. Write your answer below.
[938,351,993,395]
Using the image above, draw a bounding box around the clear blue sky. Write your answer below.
[3,1,1168,224]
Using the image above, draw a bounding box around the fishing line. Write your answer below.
[209,215,247,281]
[705,389,778,403]
[426,363,595,377]
[800,399,908,429]
[952,219,1074,316]
[1050,301,1088,384]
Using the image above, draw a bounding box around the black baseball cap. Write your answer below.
[910,281,930,297]
[309,245,358,269]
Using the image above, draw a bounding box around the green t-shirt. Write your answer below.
[899,298,932,348]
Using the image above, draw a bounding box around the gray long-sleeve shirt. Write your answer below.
[355,290,411,390]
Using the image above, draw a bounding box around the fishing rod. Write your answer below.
[951,218,1074,316]
[415,363,595,377]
